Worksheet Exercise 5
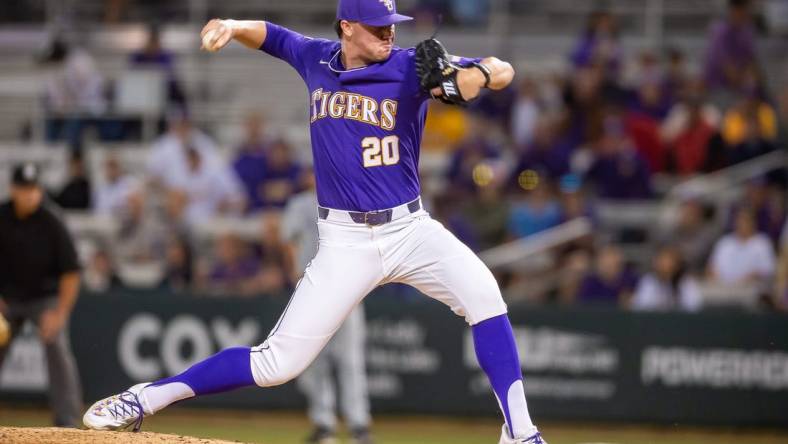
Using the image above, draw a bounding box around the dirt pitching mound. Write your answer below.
[0,427,249,444]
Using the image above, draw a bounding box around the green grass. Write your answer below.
[2,405,787,444]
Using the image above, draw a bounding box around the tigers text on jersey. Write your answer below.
[260,23,475,212]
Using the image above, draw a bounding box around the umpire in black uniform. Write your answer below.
[0,162,83,427]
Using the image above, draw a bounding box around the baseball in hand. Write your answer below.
[202,27,228,52]
[202,28,221,52]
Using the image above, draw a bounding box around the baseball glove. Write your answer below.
[414,38,466,105]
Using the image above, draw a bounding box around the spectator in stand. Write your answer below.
[556,248,593,305]
[656,199,718,273]
[574,245,637,306]
[251,213,288,294]
[661,48,689,107]
[507,176,561,239]
[471,83,516,135]
[510,117,572,182]
[147,109,222,190]
[166,147,245,227]
[558,174,596,234]
[631,246,702,312]
[510,77,541,148]
[726,179,786,244]
[232,112,274,212]
[456,183,509,252]
[707,208,776,288]
[563,66,605,148]
[45,48,109,149]
[203,233,261,296]
[624,82,667,173]
[627,51,671,120]
[584,113,653,200]
[255,139,302,209]
[660,80,721,175]
[161,236,193,292]
[82,246,120,293]
[129,24,187,107]
[446,116,502,196]
[717,95,778,165]
[54,151,91,210]
[570,10,622,82]
[703,0,758,95]
[93,156,142,215]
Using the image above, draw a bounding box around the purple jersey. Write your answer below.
[261,23,476,212]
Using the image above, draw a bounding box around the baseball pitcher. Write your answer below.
[84,1,545,442]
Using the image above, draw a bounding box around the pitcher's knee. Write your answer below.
[249,336,322,387]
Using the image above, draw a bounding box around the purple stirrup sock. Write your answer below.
[472,314,524,438]
[149,346,255,395]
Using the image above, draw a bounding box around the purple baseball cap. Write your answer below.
[336,0,413,26]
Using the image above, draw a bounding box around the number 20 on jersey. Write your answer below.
[362,135,399,167]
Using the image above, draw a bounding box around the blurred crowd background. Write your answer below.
[0,0,786,312]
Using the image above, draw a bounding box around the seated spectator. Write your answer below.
[507,178,562,239]
[54,151,91,209]
[631,246,702,311]
[166,147,245,227]
[660,81,721,175]
[570,10,622,82]
[147,110,222,190]
[256,139,302,209]
[456,183,509,251]
[232,112,274,212]
[703,0,758,95]
[563,67,605,148]
[721,96,778,148]
[707,208,776,288]
[129,24,186,107]
[82,246,121,293]
[574,245,637,306]
[624,88,666,173]
[558,174,595,225]
[556,248,593,305]
[656,199,717,273]
[660,47,689,107]
[203,233,260,296]
[510,77,540,147]
[470,83,516,133]
[252,214,288,294]
[725,179,786,245]
[113,188,174,271]
[161,236,193,292]
[45,47,110,148]
[510,117,573,182]
[446,118,502,196]
[584,114,653,199]
[627,55,671,121]
[94,156,142,215]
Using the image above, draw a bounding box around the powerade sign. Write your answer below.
[642,347,788,390]
[2,290,787,426]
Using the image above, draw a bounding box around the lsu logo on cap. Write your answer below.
[379,0,394,13]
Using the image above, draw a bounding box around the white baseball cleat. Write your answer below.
[83,383,151,431]
[499,425,547,444]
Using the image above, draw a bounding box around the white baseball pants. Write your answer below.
[250,208,507,387]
